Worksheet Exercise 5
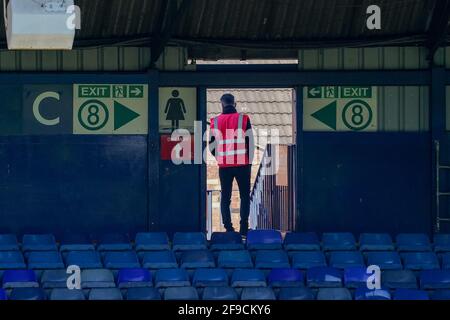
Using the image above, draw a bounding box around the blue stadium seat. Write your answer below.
[0,234,19,251]
[396,233,431,252]
[241,287,276,300]
[96,233,132,251]
[322,233,356,251]
[180,250,215,268]
[0,288,6,300]
[382,270,418,289]
[359,233,395,251]
[366,251,402,270]
[283,232,320,251]
[329,251,364,269]
[10,287,46,300]
[22,234,57,252]
[89,288,123,300]
[59,234,95,252]
[402,252,439,270]
[202,287,238,300]
[210,232,244,251]
[217,250,253,269]
[27,251,64,269]
[192,268,228,287]
[306,267,342,288]
[41,270,69,288]
[164,286,199,300]
[0,251,26,269]
[154,268,190,288]
[278,287,315,300]
[172,232,207,251]
[344,267,370,288]
[126,287,161,300]
[2,270,38,288]
[267,268,304,287]
[246,230,282,250]
[103,251,140,269]
[355,288,391,300]
[316,288,352,300]
[394,288,429,300]
[430,290,450,300]
[254,250,290,269]
[117,268,152,288]
[434,234,450,253]
[50,289,86,300]
[420,270,450,289]
[443,253,450,269]
[291,251,327,269]
[65,251,103,269]
[135,232,170,251]
[81,269,115,289]
[231,269,266,287]
[142,251,178,269]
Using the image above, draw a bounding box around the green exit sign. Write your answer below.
[340,86,372,98]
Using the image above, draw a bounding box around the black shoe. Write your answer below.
[225,227,235,233]
[239,228,248,237]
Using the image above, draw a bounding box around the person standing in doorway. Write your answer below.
[209,94,254,236]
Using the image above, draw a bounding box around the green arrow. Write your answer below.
[311,101,337,130]
[114,101,140,130]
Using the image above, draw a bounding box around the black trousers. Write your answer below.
[219,165,251,233]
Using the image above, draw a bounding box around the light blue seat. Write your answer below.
[27,251,64,269]
[154,268,190,288]
[246,230,282,250]
[284,232,320,251]
[394,288,429,300]
[420,270,450,289]
[306,267,342,288]
[254,250,289,269]
[322,233,356,251]
[218,250,253,269]
[180,250,215,269]
[126,287,161,300]
[210,232,244,251]
[10,287,46,300]
[135,232,170,251]
[240,287,276,300]
[344,267,370,288]
[172,232,207,251]
[355,288,391,300]
[434,234,450,253]
[22,234,57,252]
[402,252,439,270]
[430,290,450,300]
[50,289,86,300]
[317,288,352,300]
[291,251,326,269]
[382,270,417,289]
[103,251,140,269]
[366,251,402,270]
[329,251,364,269]
[396,233,431,252]
[96,233,132,251]
[117,268,152,288]
[164,286,199,300]
[89,288,123,300]
[267,268,304,287]
[0,251,26,269]
[359,233,395,251]
[278,287,315,300]
[0,234,19,251]
[41,269,69,288]
[59,234,95,252]
[2,270,39,288]
[65,251,103,269]
[142,251,178,269]
[81,269,115,289]
[192,268,228,287]
[202,287,238,300]
[231,269,266,287]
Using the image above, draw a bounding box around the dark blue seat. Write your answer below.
[81,269,115,289]
[316,288,352,300]
[396,233,431,252]
[241,287,276,300]
[322,233,356,251]
[27,251,64,269]
[192,268,228,287]
[267,268,303,287]
[126,287,161,300]
[306,267,342,288]
[117,268,152,288]
[96,233,132,251]
[430,290,450,300]
[329,251,364,269]
[394,288,429,300]
[278,287,315,300]
[443,253,450,269]
[50,289,86,300]
[359,233,394,251]
[89,288,123,300]
[344,267,370,288]
[420,270,450,289]
[217,250,253,269]
[231,269,266,287]
[2,270,38,288]
[59,234,95,252]
[434,234,450,253]
[0,234,19,251]
[142,251,178,269]
[254,250,289,269]
[355,288,391,300]
[402,252,439,270]
[180,250,215,268]
[41,270,69,288]
[22,234,57,252]
[65,251,103,269]
[172,232,207,251]
[103,251,140,269]
[0,288,7,300]
[0,251,25,269]
[366,251,402,270]
[291,251,326,269]
[202,287,238,300]
[154,268,190,288]
[246,230,282,250]
[10,287,46,300]
[210,232,244,251]
[164,286,199,300]
[135,232,170,251]
[283,232,320,251]
[382,270,418,289]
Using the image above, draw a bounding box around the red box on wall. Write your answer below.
[160,134,195,161]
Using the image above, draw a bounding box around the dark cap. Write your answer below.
[220,93,235,105]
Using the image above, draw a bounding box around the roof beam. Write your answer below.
[425,0,450,61]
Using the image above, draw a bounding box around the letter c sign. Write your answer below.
[33,91,61,126]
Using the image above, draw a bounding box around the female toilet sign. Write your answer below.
[159,87,197,133]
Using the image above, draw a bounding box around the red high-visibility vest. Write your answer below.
[210,113,249,168]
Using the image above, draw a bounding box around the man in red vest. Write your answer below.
[209,94,254,236]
